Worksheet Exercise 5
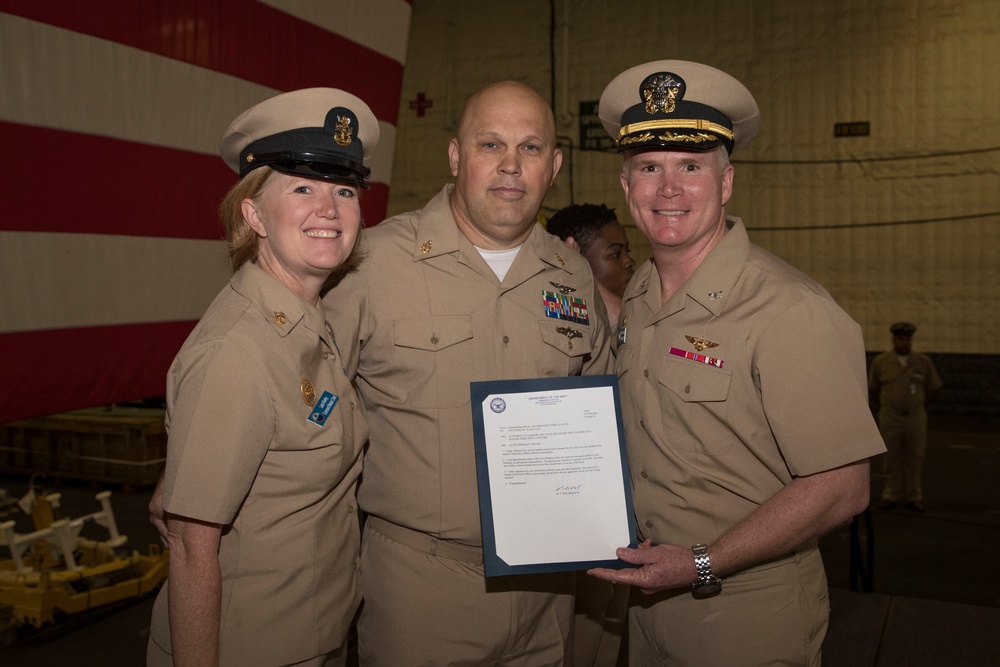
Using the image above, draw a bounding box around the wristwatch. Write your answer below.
[691,544,722,598]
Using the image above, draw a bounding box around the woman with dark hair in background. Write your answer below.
[548,203,636,327]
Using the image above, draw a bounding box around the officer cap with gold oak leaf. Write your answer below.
[599,60,760,155]
[220,87,379,188]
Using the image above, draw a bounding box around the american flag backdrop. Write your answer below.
[0,0,411,423]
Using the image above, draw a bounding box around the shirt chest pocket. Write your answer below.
[656,355,732,402]
[537,321,589,376]
[392,316,475,408]
[653,355,734,453]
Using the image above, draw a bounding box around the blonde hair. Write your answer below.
[218,167,278,272]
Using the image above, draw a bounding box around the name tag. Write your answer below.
[307,390,339,426]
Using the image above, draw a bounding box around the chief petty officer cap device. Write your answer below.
[220,87,379,188]
[599,60,760,155]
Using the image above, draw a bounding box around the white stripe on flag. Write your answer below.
[0,12,396,184]
[259,0,412,64]
[1,231,231,333]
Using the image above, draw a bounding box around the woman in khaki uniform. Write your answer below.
[146,89,378,667]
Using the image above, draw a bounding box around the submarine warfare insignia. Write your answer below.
[685,335,718,352]
[549,281,576,295]
[543,290,590,325]
[300,377,317,406]
[556,326,583,340]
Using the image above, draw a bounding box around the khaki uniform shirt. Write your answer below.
[617,218,885,548]
[150,262,367,666]
[869,350,942,413]
[325,185,614,543]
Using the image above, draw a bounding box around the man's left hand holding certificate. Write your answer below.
[471,374,638,576]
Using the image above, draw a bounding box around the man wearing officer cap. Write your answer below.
[587,61,885,665]
[148,88,376,666]
[869,322,942,512]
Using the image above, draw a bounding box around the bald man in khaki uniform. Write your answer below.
[325,82,613,665]
[587,61,885,666]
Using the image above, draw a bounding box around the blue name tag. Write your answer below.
[307,390,339,426]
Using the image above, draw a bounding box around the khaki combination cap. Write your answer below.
[220,88,379,188]
[599,60,759,154]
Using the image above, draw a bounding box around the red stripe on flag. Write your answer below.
[1,121,231,239]
[0,0,405,124]
[363,183,389,227]
[1,122,389,237]
[0,321,198,423]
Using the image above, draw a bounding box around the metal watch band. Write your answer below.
[692,543,714,583]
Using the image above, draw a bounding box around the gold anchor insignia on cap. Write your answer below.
[685,335,718,352]
[300,377,317,406]
[273,311,287,325]
[556,326,583,340]
[549,281,576,295]
[333,115,353,146]
[420,240,433,254]
[642,73,682,114]
[245,153,255,164]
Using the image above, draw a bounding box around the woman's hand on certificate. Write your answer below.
[587,539,699,595]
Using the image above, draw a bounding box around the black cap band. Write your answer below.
[241,149,371,188]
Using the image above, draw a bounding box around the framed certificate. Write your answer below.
[471,374,637,576]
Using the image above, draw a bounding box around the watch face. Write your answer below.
[692,581,722,599]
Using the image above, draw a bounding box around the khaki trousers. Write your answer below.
[627,546,828,667]
[878,407,928,503]
[358,518,575,666]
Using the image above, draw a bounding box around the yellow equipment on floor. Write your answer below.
[0,482,167,642]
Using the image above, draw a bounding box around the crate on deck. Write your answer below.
[0,407,166,489]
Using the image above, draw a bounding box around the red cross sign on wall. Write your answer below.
[409,92,433,117]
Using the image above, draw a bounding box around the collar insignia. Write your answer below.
[420,240,433,254]
[708,291,723,300]
[685,335,718,352]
